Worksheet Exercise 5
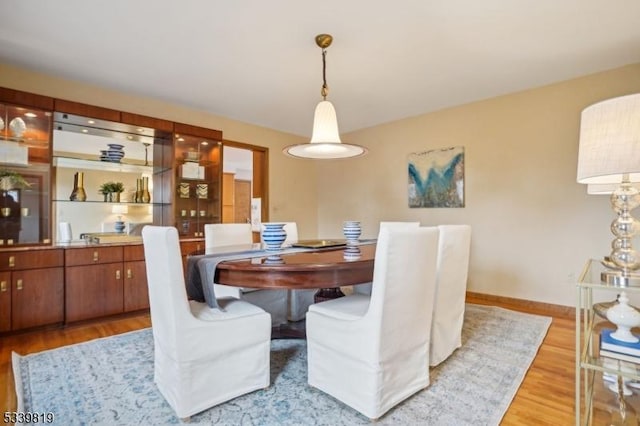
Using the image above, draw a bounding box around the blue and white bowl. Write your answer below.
[100,156,122,163]
[262,223,287,252]
[106,152,125,159]
[100,147,125,163]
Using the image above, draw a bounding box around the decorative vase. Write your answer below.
[104,192,120,203]
[69,172,87,202]
[343,220,361,245]
[262,223,287,251]
[343,246,362,261]
[264,254,285,265]
[606,291,640,343]
[141,177,151,203]
[135,178,142,203]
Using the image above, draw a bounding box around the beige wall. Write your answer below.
[0,63,319,239]
[317,63,640,307]
[3,62,640,307]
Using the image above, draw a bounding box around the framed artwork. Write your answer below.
[408,146,464,208]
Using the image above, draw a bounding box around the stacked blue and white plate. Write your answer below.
[100,144,125,163]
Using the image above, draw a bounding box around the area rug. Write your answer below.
[13,304,551,425]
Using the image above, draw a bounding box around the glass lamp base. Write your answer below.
[601,269,640,287]
[114,221,126,234]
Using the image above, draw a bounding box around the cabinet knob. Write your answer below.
[116,269,121,280]
[16,279,23,291]
[126,269,132,279]
[8,256,15,268]
[93,251,99,262]
[0,281,6,292]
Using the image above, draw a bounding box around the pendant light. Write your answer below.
[284,34,367,159]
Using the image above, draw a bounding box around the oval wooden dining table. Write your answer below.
[215,244,376,292]
[213,244,376,338]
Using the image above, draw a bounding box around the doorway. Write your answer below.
[222,142,268,236]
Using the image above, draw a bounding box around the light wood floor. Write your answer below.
[0,297,575,424]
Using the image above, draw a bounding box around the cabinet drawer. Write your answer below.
[0,249,64,271]
[123,244,145,262]
[65,246,123,266]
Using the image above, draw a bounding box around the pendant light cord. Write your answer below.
[321,49,328,100]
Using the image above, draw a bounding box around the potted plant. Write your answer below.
[0,170,30,192]
[99,181,125,202]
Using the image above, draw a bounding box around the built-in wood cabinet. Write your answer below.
[65,246,124,322]
[0,249,64,332]
[0,86,268,332]
[123,244,149,312]
[64,240,201,323]
[63,243,155,323]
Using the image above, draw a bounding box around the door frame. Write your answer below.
[221,140,269,225]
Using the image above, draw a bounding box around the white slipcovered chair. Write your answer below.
[429,224,472,366]
[351,221,420,295]
[306,226,440,419]
[260,222,316,321]
[205,223,288,325]
[141,226,271,420]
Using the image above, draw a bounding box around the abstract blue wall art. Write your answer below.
[408,147,465,208]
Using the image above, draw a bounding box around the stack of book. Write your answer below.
[600,328,640,364]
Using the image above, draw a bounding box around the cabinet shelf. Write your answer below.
[52,199,165,206]
[53,156,158,174]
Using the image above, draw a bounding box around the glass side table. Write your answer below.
[576,259,640,425]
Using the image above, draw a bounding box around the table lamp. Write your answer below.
[112,205,128,234]
[577,93,640,286]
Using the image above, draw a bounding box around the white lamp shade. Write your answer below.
[283,100,367,159]
[310,100,341,144]
[577,93,640,184]
[112,205,129,215]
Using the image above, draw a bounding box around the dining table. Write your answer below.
[217,244,374,290]
[187,242,376,338]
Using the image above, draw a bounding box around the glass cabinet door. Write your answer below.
[0,103,52,246]
[174,133,222,237]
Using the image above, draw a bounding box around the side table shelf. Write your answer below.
[576,259,640,425]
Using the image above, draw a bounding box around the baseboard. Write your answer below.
[466,291,574,320]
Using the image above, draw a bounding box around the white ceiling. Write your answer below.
[1,1,640,137]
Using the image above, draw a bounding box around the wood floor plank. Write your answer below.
[1,299,575,423]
